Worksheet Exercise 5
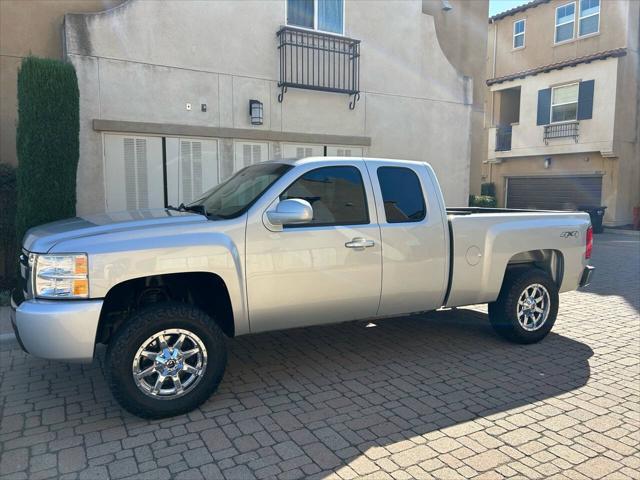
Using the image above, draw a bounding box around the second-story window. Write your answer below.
[551,83,579,123]
[555,2,575,43]
[513,19,526,49]
[287,0,344,35]
[579,0,600,36]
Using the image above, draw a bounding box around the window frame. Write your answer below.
[513,19,526,49]
[285,0,346,36]
[554,2,576,44]
[376,166,427,224]
[279,165,370,228]
[578,0,600,37]
[550,82,580,124]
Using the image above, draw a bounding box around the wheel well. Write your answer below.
[506,249,564,287]
[97,272,234,343]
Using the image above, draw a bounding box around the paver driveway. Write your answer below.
[1,232,638,480]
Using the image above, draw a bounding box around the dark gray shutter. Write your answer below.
[536,88,551,125]
[507,176,602,210]
[577,80,595,120]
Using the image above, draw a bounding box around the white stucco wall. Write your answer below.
[487,58,619,160]
[64,0,473,214]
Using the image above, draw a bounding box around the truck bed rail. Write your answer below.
[447,207,560,215]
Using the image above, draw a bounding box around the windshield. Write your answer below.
[190,163,292,219]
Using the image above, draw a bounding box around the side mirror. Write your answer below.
[267,198,313,226]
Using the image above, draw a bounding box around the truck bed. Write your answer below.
[444,209,590,308]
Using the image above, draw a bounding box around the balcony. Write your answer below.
[276,26,361,109]
[544,121,579,144]
[495,125,512,151]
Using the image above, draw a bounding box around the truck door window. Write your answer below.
[281,166,369,227]
[377,167,426,223]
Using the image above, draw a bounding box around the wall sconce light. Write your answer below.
[249,100,263,125]
[441,0,453,12]
[544,157,552,169]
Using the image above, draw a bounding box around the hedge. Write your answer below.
[0,164,17,288]
[469,195,497,208]
[16,57,79,245]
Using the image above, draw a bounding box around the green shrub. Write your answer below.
[469,195,497,208]
[0,164,17,288]
[481,182,496,197]
[15,57,79,245]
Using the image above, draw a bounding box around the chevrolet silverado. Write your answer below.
[11,157,594,417]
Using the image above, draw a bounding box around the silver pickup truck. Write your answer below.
[11,157,594,418]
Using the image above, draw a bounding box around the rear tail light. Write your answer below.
[585,226,593,259]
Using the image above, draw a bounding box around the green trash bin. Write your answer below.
[579,206,606,234]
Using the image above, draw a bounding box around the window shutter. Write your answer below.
[179,140,205,204]
[536,88,551,125]
[123,137,149,209]
[180,140,193,203]
[124,138,137,210]
[192,141,203,199]
[243,144,252,167]
[577,80,595,120]
[252,144,262,164]
[135,139,148,209]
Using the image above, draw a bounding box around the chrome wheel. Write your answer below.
[132,329,207,399]
[516,283,551,331]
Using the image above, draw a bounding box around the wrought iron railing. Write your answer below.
[544,121,579,144]
[276,26,361,109]
[495,125,512,151]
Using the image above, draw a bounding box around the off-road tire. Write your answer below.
[106,302,227,418]
[488,268,559,344]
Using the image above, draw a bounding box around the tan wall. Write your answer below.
[488,0,632,80]
[483,56,636,225]
[611,0,639,224]
[485,0,639,226]
[487,58,619,159]
[423,0,489,195]
[0,0,123,166]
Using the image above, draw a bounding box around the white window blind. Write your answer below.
[551,83,579,123]
[282,143,323,159]
[326,146,363,157]
[104,134,164,212]
[234,141,268,171]
[165,138,219,206]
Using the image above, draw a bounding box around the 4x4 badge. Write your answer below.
[560,231,579,238]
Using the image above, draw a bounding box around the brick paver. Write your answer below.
[1,232,638,479]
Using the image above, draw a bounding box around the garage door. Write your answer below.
[506,176,602,210]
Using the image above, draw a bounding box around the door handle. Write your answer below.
[345,237,375,249]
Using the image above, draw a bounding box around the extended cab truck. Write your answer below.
[11,158,594,418]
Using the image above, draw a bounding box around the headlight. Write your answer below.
[34,254,89,299]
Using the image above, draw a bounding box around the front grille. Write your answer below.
[18,249,31,300]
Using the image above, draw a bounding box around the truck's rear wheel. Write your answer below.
[105,303,227,418]
[488,268,558,344]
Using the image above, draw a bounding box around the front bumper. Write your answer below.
[10,290,103,362]
[579,265,595,288]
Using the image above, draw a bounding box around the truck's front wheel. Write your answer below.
[488,268,559,344]
[105,303,227,418]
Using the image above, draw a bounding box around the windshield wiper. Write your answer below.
[166,203,207,215]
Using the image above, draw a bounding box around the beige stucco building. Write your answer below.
[485,0,639,226]
[1,0,488,216]
[0,0,123,167]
